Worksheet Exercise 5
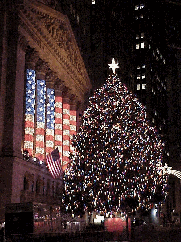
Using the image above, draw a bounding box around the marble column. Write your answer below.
[2,33,27,158]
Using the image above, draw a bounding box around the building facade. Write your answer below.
[0,0,91,222]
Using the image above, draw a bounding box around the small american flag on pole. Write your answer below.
[46,147,62,179]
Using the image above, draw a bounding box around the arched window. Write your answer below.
[23,172,31,190]
[52,181,55,197]
[55,182,61,198]
[47,179,50,196]
[36,176,41,194]
[23,176,29,190]
[43,177,45,195]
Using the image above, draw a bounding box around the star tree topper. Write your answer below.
[108,58,119,74]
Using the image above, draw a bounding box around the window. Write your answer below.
[77,14,80,24]
[43,177,45,195]
[142,74,145,79]
[141,33,144,38]
[52,181,55,197]
[141,42,144,48]
[36,178,40,194]
[47,180,50,196]
[140,4,144,9]
[135,5,139,10]
[70,4,73,14]
[136,44,139,49]
[92,0,95,4]
[137,75,141,79]
[142,84,146,89]
[140,14,143,18]
[24,176,29,190]
[137,66,140,69]
[136,34,139,39]
[137,84,141,90]
[142,65,145,68]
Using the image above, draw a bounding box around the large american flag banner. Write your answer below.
[46,147,62,179]
[24,68,77,172]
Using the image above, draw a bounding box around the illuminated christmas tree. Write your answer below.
[63,59,167,216]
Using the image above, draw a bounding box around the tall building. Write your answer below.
[112,0,181,222]
[0,0,91,225]
[117,0,181,222]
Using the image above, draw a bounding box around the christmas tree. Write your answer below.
[63,60,167,216]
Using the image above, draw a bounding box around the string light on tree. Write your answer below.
[63,63,168,216]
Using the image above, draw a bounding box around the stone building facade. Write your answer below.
[0,0,91,222]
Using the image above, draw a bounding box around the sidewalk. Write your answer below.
[131,224,181,242]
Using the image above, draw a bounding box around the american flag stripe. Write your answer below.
[55,96,63,163]
[46,88,55,155]
[46,154,60,178]
[24,141,33,150]
[35,79,46,160]
[62,99,70,170]
[70,107,77,153]
[46,148,62,179]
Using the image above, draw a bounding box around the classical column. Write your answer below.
[62,93,70,170]
[24,50,39,157]
[2,32,27,157]
[35,59,48,161]
[0,5,7,155]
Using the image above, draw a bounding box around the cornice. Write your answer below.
[18,0,91,103]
